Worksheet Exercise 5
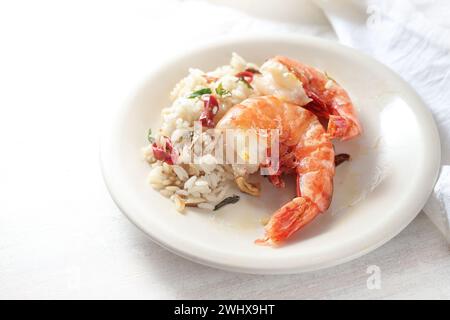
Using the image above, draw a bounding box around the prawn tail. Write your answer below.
[255,197,321,246]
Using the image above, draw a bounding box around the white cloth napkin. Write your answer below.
[314,0,450,241]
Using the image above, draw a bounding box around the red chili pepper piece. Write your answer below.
[152,136,176,165]
[199,95,219,128]
[261,153,285,188]
[235,70,254,83]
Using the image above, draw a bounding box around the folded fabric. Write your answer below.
[315,0,450,241]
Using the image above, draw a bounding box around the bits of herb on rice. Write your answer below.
[215,83,231,97]
[188,88,212,99]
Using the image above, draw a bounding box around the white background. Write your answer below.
[1,0,449,299]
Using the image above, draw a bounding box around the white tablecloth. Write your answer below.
[0,0,449,299]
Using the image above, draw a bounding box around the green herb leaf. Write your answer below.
[188,88,212,99]
[215,83,231,97]
[214,195,240,211]
[147,128,155,144]
[237,77,253,89]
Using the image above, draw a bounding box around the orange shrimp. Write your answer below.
[273,56,362,141]
[217,96,335,245]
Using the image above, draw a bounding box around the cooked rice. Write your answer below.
[143,53,294,212]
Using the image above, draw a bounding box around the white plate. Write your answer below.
[101,35,441,274]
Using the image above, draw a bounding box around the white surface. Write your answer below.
[101,35,440,273]
[316,0,450,241]
[0,0,449,298]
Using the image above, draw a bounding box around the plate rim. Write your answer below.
[100,34,441,274]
